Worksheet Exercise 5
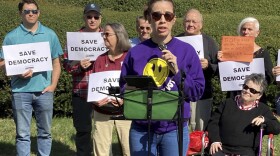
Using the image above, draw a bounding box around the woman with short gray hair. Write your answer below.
[243,73,267,95]
[217,17,273,103]
[208,73,280,155]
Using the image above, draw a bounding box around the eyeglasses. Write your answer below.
[22,10,39,15]
[139,26,151,31]
[242,84,261,94]
[185,20,200,24]
[151,11,175,22]
[86,15,100,20]
[101,32,115,38]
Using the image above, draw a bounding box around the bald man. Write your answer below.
[177,9,219,131]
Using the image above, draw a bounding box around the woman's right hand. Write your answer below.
[93,97,109,107]
[161,49,178,74]
[217,51,223,61]
[210,142,222,155]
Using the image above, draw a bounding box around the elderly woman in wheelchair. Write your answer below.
[207,73,280,156]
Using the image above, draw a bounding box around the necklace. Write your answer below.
[105,56,109,68]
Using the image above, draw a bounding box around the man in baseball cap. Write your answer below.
[82,3,102,32]
[63,3,103,156]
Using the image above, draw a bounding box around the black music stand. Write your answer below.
[123,75,180,156]
[101,74,186,156]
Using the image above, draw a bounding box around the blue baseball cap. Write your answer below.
[84,3,101,14]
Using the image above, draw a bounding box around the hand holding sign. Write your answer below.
[200,58,209,69]
[80,58,92,69]
[93,97,110,107]
[20,69,33,79]
[273,66,280,76]
[217,51,223,61]
[276,50,280,81]
[111,98,123,107]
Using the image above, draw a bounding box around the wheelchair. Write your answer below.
[187,130,275,156]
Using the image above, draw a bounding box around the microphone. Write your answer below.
[158,43,176,74]
[158,43,167,51]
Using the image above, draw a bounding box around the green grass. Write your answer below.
[0,117,122,156]
[0,118,279,155]
[0,1,280,154]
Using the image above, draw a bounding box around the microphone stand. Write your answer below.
[178,70,186,156]
[147,81,153,156]
[159,43,186,155]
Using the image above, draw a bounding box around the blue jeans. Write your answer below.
[12,92,53,156]
[129,122,189,156]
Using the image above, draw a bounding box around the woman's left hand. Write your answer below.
[111,98,123,107]
[251,115,265,126]
[272,66,280,76]
[210,142,222,155]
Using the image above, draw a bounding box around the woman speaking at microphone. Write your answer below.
[120,0,205,155]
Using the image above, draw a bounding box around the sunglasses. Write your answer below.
[86,15,100,20]
[139,26,151,30]
[101,32,115,38]
[22,10,39,15]
[151,11,175,22]
[243,84,261,94]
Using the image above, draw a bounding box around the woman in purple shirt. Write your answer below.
[120,0,205,155]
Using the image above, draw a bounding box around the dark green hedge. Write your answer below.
[43,0,280,16]
[1,0,280,117]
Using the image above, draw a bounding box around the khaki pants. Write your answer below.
[93,111,131,156]
[190,98,213,131]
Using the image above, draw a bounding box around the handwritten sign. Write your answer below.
[277,49,280,81]
[2,42,53,76]
[221,36,254,62]
[67,32,107,61]
[176,35,204,58]
[218,58,265,91]
[87,70,121,102]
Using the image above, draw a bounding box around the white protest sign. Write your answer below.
[218,58,265,91]
[67,32,107,61]
[2,42,52,76]
[87,70,121,102]
[176,35,204,58]
[277,49,280,81]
